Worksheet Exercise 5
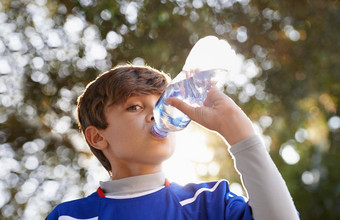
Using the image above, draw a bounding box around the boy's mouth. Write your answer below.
[150,129,167,140]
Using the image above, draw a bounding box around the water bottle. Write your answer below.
[151,36,232,137]
[151,69,227,138]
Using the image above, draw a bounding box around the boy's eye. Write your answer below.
[127,105,142,111]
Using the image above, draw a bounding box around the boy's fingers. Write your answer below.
[166,98,195,118]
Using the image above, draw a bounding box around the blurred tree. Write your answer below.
[0,0,339,219]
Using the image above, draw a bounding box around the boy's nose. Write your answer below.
[146,113,155,122]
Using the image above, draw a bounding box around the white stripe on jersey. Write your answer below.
[58,216,98,220]
[179,180,225,206]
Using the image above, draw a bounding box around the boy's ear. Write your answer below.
[85,126,108,150]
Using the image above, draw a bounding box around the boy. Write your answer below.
[46,65,299,219]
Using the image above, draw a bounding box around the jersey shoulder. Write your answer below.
[46,192,100,220]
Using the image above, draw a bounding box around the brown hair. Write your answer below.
[77,65,170,171]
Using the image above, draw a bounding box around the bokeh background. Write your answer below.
[0,0,339,219]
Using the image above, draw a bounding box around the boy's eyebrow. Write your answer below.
[106,96,129,107]
[105,99,123,110]
[105,91,162,109]
[105,95,137,109]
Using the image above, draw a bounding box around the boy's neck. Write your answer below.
[109,163,163,180]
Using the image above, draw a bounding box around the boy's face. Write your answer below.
[100,94,175,176]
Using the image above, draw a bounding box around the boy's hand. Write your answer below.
[166,86,255,145]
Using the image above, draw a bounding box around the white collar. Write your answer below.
[99,172,166,198]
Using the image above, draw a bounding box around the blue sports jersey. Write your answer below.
[46,180,252,220]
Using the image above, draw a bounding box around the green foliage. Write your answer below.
[0,0,339,219]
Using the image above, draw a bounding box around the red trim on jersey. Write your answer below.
[97,187,106,198]
[165,178,171,187]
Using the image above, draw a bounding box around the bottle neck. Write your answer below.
[151,125,168,138]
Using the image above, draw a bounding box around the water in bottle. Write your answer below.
[151,69,227,138]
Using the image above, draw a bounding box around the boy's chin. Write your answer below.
[150,148,175,165]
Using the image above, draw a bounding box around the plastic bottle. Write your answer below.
[151,36,231,137]
[151,69,227,138]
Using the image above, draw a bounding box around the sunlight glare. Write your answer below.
[230,182,246,197]
[163,123,214,185]
[279,143,300,165]
[328,116,340,131]
[182,35,236,73]
[301,169,320,185]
